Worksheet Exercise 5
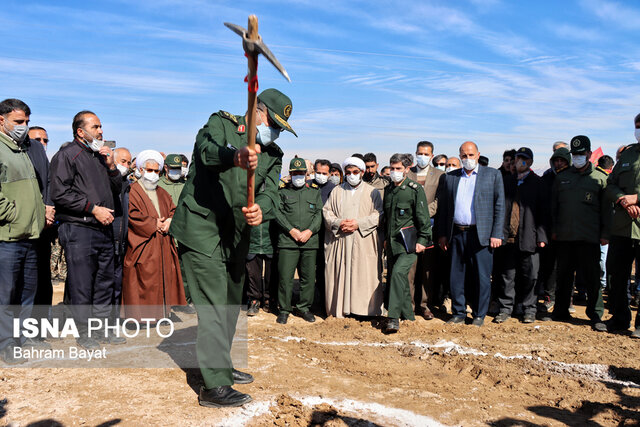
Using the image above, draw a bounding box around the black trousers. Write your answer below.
[537,242,557,301]
[607,236,640,328]
[245,254,276,304]
[494,243,539,316]
[113,253,124,319]
[58,223,115,334]
[33,228,56,321]
[554,241,603,322]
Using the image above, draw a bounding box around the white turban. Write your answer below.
[136,150,164,170]
[342,156,365,172]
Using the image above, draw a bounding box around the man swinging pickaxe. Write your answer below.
[225,15,295,208]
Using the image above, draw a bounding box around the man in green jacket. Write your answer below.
[383,153,431,334]
[0,98,45,364]
[551,135,609,331]
[158,153,186,205]
[605,113,640,338]
[169,88,294,407]
[274,157,323,324]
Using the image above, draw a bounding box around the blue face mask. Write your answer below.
[256,123,281,146]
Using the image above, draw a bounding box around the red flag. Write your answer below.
[590,147,603,164]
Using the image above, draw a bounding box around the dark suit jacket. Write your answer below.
[501,172,548,253]
[436,165,505,247]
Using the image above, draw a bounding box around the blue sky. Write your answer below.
[2,0,639,170]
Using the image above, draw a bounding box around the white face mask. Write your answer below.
[291,174,306,188]
[167,168,182,181]
[390,170,405,183]
[81,128,103,152]
[329,175,340,185]
[256,123,281,146]
[635,128,640,143]
[308,173,315,181]
[461,158,477,171]
[315,174,328,185]
[141,171,159,190]
[116,164,129,177]
[416,155,431,169]
[435,165,446,172]
[572,154,588,168]
[181,166,189,177]
[346,173,361,187]
[445,166,457,173]
[134,168,142,179]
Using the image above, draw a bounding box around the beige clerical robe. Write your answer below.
[323,182,384,318]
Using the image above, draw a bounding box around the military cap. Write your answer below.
[289,157,306,172]
[515,147,533,160]
[570,135,591,154]
[258,88,297,137]
[165,153,183,168]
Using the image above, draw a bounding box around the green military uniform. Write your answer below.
[158,153,186,205]
[169,89,295,389]
[383,177,431,321]
[605,142,640,331]
[160,154,189,300]
[275,158,323,314]
[551,135,609,326]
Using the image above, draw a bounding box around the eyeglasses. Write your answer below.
[436,162,446,166]
[144,168,160,173]
[34,137,49,143]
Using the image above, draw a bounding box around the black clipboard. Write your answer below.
[400,226,417,253]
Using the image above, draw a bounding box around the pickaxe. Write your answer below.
[224,15,291,207]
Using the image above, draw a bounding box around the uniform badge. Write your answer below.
[400,209,405,216]
[310,204,315,209]
[284,104,292,119]
[294,159,303,167]
[572,138,581,147]
[237,125,245,132]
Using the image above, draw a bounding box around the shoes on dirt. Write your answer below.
[522,313,536,324]
[384,318,399,333]
[1,346,27,365]
[22,337,52,350]
[606,319,630,333]
[199,385,252,408]
[95,331,126,345]
[301,311,315,323]
[472,317,484,327]
[631,328,640,339]
[276,312,289,324]
[447,316,465,324]
[493,312,510,324]
[542,296,555,311]
[76,336,100,350]
[420,308,434,320]
[592,322,607,332]
[232,369,254,384]
[247,300,260,317]
[568,304,576,314]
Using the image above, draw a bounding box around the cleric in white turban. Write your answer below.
[323,157,384,318]
[122,149,187,322]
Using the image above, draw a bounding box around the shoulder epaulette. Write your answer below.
[595,166,610,176]
[407,181,419,190]
[310,182,319,189]
[218,110,238,125]
[279,181,286,189]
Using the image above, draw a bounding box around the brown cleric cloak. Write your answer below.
[122,181,186,321]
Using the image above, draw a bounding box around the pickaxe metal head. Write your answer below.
[224,20,291,82]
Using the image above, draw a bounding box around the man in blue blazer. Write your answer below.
[436,141,505,326]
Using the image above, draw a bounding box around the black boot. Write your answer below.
[198,385,252,408]
[232,369,254,384]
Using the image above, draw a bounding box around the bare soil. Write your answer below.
[1,282,639,426]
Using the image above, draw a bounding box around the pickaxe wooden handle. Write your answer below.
[224,15,291,208]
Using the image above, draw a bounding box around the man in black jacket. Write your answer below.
[111,147,132,321]
[493,147,548,324]
[49,111,125,349]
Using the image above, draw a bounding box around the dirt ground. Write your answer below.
[1,281,639,426]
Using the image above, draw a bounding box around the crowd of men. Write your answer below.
[1,95,640,375]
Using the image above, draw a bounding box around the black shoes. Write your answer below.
[472,317,484,327]
[384,318,399,333]
[247,300,260,317]
[1,346,26,365]
[301,311,316,323]
[446,316,465,324]
[522,313,536,324]
[493,313,510,324]
[276,312,289,324]
[232,369,254,384]
[173,304,197,314]
[76,336,100,350]
[199,385,252,408]
[95,331,126,345]
[22,337,52,350]
[606,319,630,333]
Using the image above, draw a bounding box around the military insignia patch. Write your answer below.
[284,104,292,118]
[174,155,181,163]
[294,159,303,167]
[572,138,580,147]
[279,181,286,188]
[310,204,315,209]
[238,125,245,132]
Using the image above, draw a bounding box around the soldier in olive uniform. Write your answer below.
[274,157,323,324]
[170,89,295,407]
[158,153,186,205]
[605,113,640,338]
[383,153,431,333]
[551,135,609,331]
